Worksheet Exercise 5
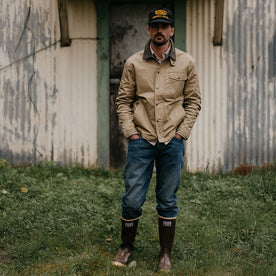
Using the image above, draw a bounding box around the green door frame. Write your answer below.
[96,0,186,169]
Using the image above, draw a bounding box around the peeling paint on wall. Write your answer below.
[223,0,275,171]
[0,0,98,166]
[1,0,274,171]
[186,0,275,172]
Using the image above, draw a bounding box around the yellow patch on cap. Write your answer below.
[155,10,167,16]
[152,9,169,19]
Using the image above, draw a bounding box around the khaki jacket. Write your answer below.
[116,40,201,143]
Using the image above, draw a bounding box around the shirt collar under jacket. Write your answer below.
[143,39,176,64]
[150,43,171,64]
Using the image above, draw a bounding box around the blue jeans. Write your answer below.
[121,137,185,220]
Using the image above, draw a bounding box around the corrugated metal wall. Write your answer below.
[1,0,275,171]
[0,0,98,166]
[185,0,275,172]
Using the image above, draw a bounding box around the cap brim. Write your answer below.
[148,19,174,25]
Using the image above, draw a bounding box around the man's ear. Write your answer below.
[170,27,175,37]
[147,26,150,35]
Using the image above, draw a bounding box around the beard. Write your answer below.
[152,34,169,46]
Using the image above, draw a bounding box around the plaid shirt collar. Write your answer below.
[143,39,176,62]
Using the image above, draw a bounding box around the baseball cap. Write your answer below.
[148,8,174,26]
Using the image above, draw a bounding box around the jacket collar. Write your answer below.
[143,39,176,63]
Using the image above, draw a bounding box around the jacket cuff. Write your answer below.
[176,127,190,140]
[124,128,138,139]
[176,132,187,140]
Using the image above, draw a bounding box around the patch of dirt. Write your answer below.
[0,247,16,264]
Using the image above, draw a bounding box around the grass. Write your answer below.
[0,159,275,275]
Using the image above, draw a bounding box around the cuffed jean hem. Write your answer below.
[158,214,177,220]
[121,216,140,222]
[156,208,178,219]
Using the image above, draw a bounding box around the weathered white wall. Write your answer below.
[1,0,275,172]
[0,0,98,166]
[185,0,275,172]
[185,0,227,172]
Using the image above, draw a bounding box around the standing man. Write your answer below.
[113,8,201,271]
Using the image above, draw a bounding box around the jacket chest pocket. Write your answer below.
[164,73,187,98]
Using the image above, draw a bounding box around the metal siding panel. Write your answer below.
[0,0,98,167]
[186,0,275,172]
[1,0,275,171]
[186,0,228,172]
[226,0,276,171]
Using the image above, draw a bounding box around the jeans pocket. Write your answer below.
[173,136,183,143]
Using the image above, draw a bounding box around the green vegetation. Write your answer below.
[0,160,275,275]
